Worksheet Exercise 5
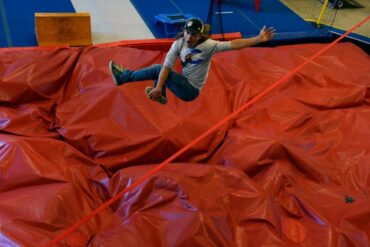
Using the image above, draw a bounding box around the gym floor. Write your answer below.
[280,0,369,37]
[71,0,369,45]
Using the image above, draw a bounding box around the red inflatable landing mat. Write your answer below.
[0,42,369,246]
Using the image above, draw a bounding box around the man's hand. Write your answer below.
[148,87,163,101]
[231,26,276,50]
[258,26,276,42]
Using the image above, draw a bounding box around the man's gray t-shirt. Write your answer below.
[163,38,232,90]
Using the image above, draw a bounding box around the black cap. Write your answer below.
[184,18,203,34]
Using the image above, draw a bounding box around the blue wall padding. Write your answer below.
[0,0,75,47]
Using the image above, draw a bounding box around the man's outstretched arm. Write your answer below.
[231,26,276,50]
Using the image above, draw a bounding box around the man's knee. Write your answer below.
[150,64,162,74]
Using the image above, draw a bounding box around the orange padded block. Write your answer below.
[35,12,92,46]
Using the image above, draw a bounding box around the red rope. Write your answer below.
[45,16,369,246]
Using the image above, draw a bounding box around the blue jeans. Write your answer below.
[118,64,199,101]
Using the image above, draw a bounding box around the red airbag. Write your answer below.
[0,42,369,246]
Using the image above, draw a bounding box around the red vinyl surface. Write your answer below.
[0,41,369,246]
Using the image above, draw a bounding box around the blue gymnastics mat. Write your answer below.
[130,0,331,42]
[0,0,75,47]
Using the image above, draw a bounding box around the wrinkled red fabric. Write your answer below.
[0,42,369,246]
